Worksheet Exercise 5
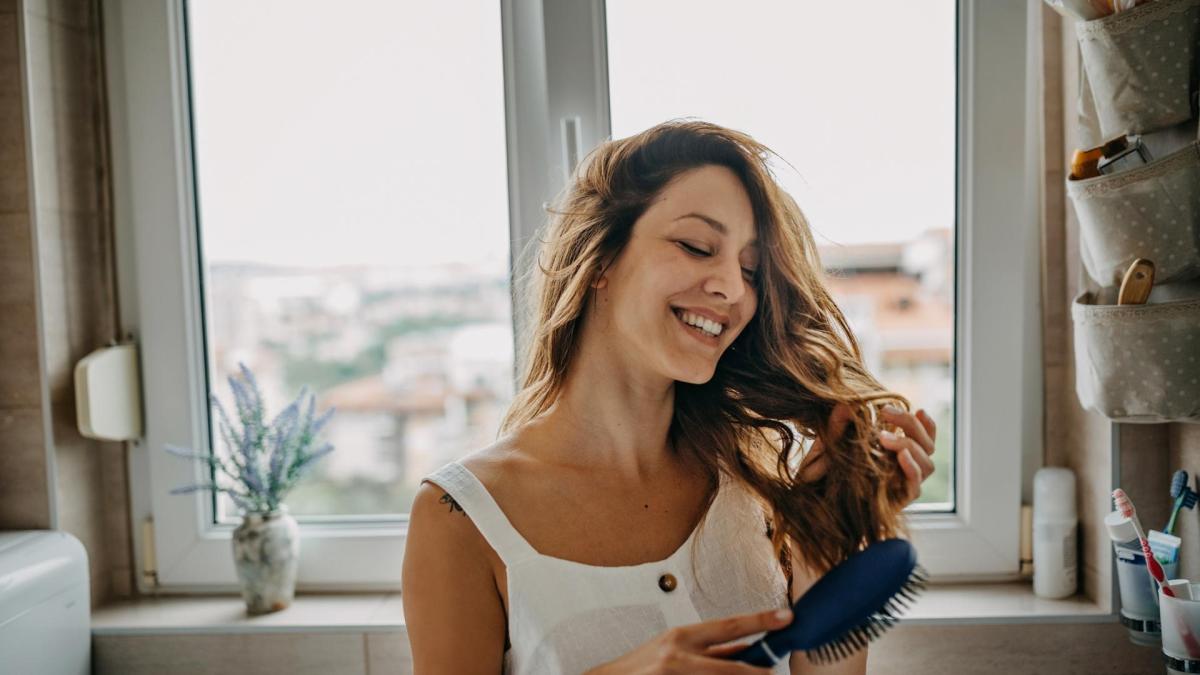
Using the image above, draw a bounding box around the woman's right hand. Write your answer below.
[584,607,793,674]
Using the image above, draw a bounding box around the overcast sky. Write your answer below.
[187,0,955,271]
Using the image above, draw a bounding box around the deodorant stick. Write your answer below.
[1033,467,1078,599]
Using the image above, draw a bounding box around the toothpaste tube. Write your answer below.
[1149,529,1182,566]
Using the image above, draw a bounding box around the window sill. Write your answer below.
[91,581,1113,636]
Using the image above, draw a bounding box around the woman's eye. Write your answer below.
[679,242,711,256]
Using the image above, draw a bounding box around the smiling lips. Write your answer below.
[672,308,724,346]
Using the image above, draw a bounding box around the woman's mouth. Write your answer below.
[672,308,723,346]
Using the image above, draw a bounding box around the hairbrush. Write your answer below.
[725,538,927,667]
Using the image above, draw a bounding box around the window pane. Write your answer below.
[606,0,956,508]
[185,0,512,520]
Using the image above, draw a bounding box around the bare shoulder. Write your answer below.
[401,442,516,674]
[457,434,536,485]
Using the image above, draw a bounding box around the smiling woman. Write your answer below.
[401,120,937,675]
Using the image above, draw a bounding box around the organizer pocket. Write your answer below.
[1076,0,1200,137]
[1067,141,1200,286]
[1072,288,1200,423]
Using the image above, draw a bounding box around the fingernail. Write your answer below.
[880,430,896,441]
[774,609,793,621]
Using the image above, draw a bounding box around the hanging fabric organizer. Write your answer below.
[1076,0,1200,139]
[1068,0,1200,424]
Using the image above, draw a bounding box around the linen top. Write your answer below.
[422,460,792,675]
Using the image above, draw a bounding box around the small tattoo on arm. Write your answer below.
[439,493,466,516]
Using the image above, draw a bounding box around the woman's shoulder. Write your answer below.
[455,434,542,490]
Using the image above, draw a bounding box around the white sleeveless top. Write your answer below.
[422,461,792,675]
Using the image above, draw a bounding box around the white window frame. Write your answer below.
[106,0,1034,592]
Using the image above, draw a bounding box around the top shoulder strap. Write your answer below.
[421,461,539,566]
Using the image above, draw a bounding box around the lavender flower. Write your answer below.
[165,362,336,514]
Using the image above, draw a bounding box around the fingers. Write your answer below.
[879,433,933,502]
[879,405,936,458]
[679,608,792,649]
[915,408,937,442]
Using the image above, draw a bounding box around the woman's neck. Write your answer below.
[529,329,680,484]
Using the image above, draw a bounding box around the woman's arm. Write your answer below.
[402,480,508,675]
[786,538,868,675]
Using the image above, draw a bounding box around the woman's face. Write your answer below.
[592,164,760,384]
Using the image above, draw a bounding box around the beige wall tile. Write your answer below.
[93,633,369,675]
[0,215,43,409]
[0,405,51,528]
[1119,424,1170,532]
[0,13,28,215]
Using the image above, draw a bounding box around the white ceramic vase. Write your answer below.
[232,505,300,615]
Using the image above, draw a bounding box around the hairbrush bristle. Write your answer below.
[804,565,929,665]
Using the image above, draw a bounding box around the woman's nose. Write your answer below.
[703,256,746,303]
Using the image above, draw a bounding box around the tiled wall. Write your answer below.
[0,0,132,607]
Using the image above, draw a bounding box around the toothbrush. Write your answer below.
[1164,470,1197,537]
[1114,489,1200,658]
[726,538,928,666]
[1113,488,1172,596]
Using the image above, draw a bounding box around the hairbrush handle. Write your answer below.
[729,639,787,668]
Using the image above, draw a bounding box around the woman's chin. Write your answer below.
[672,365,717,385]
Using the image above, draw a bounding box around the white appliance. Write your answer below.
[0,531,91,675]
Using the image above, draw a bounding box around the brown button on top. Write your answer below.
[658,573,677,593]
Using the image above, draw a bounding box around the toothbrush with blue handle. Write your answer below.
[725,538,928,667]
[1164,469,1197,537]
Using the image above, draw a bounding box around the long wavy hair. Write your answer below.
[499,119,913,581]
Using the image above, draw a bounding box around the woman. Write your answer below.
[402,120,937,674]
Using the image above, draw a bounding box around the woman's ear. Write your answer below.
[591,261,610,290]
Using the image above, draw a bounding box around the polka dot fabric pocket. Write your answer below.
[1067,141,1200,286]
[1076,0,1200,138]
[1072,288,1200,423]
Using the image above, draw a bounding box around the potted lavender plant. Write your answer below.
[165,363,336,615]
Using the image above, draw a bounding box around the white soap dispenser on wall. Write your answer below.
[74,342,143,441]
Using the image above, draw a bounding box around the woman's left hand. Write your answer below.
[797,403,937,506]
[877,405,937,505]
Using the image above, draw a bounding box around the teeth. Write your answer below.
[674,309,723,337]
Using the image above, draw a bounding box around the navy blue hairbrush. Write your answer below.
[726,538,928,667]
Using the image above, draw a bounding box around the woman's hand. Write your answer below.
[584,607,793,674]
[876,405,937,505]
[797,403,937,506]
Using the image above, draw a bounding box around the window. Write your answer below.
[106,0,1035,590]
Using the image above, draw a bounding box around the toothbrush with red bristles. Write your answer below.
[1112,488,1173,597]
[1113,488,1200,658]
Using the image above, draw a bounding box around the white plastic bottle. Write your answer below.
[1033,467,1078,599]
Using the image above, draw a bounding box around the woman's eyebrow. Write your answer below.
[674,212,758,248]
